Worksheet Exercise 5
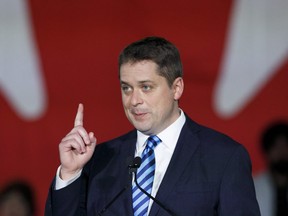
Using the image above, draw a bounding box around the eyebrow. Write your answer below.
[120,80,154,85]
[120,81,130,86]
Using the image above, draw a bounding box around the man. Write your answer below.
[254,121,288,216]
[45,36,260,215]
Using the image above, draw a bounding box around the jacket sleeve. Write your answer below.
[45,175,87,216]
[218,145,261,216]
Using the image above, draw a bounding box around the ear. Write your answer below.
[172,77,184,100]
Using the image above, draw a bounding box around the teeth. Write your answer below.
[214,0,288,118]
[0,0,47,120]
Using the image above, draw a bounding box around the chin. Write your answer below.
[134,125,151,134]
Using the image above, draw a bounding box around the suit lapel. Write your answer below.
[149,118,201,216]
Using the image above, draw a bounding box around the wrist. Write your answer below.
[60,166,82,180]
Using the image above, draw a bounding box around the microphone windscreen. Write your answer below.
[133,157,142,168]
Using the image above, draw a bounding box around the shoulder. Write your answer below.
[182,114,251,169]
[184,114,242,150]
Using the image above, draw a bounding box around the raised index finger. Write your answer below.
[74,103,84,127]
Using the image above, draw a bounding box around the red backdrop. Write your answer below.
[1,0,288,214]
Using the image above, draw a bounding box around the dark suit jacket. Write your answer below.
[45,116,260,216]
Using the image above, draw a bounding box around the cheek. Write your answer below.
[151,98,168,116]
[121,95,129,108]
[155,93,173,107]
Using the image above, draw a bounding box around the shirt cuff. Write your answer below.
[55,165,82,190]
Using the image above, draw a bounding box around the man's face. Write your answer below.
[120,60,183,135]
[267,136,288,163]
[0,192,30,216]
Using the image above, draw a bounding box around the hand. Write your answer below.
[59,103,97,180]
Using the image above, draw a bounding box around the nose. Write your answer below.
[130,90,143,106]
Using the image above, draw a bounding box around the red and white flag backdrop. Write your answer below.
[1,0,288,214]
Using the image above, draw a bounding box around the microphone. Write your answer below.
[133,157,177,216]
[97,156,141,216]
[128,156,141,174]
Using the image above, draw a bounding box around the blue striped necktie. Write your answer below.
[132,135,162,216]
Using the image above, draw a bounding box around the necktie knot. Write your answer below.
[145,135,161,151]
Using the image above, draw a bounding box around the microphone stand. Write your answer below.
[133,167,177,216]
[97,156,177,216]
[97,157,141,216]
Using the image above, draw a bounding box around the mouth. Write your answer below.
[130,110,148,119]
[134,112,146,117]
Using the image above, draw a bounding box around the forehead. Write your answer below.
[119,60,160,81]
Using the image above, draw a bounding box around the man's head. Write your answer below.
[0,181,35,216]
[118,36,183,87]
[261,121,288,176]
[119,37,184,135]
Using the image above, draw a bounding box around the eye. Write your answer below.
[121,85,132,93]
[142,85,151,91]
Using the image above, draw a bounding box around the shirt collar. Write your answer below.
[136,109,186,149]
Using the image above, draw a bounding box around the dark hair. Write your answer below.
[261,121,288,153]
[0,180,35,215]
[118,36,183,87]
